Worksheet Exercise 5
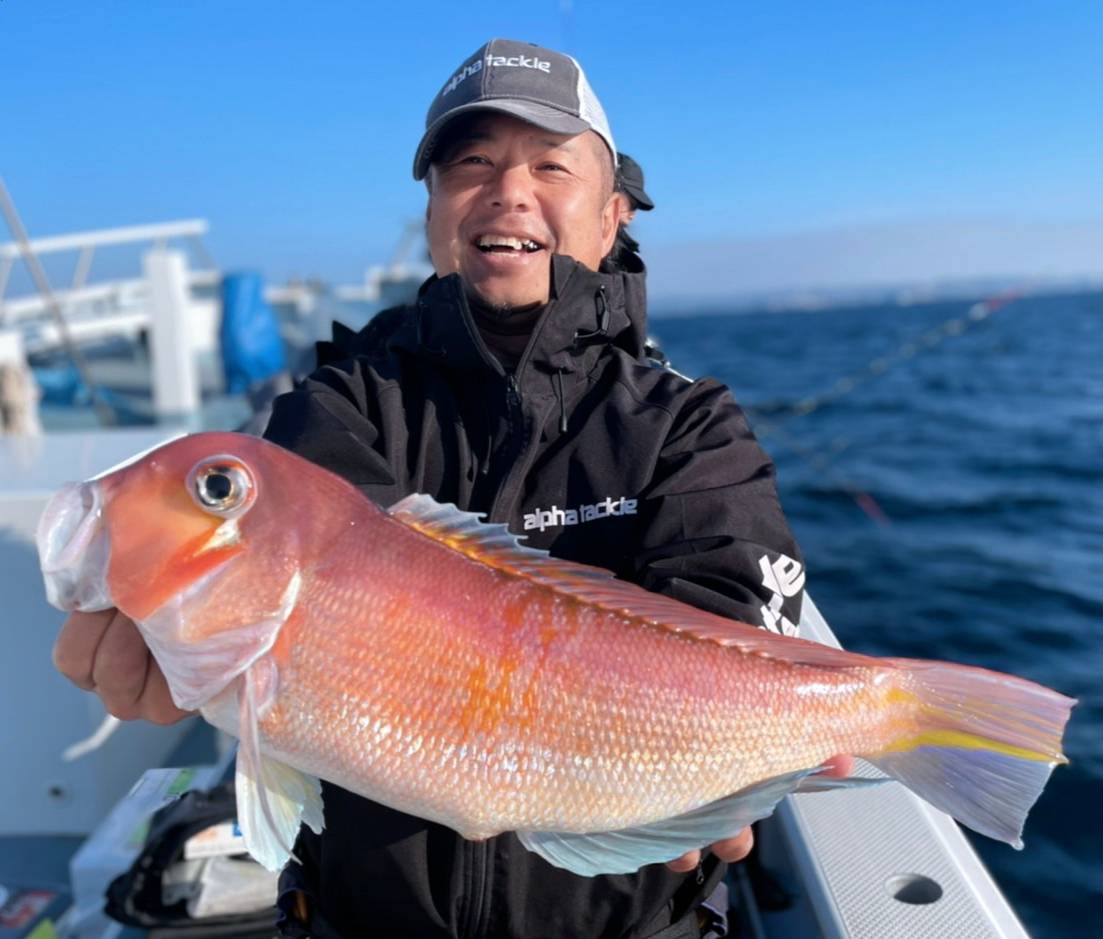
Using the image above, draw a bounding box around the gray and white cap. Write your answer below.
[413,39,616,180]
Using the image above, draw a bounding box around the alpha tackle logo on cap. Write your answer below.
[414,38,615,181]
[441,52,553,97]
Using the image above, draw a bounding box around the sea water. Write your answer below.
[657,289,1103,939]
[24,288,1098,935]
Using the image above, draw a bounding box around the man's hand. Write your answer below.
[665,754,855,872]
[53,608,192,725]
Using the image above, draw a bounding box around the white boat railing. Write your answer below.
[0,219,219,350]
[0,220,229,422]
[0,218,209,263]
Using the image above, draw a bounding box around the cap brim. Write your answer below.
[624,187,655,211]
[413,100,591,180]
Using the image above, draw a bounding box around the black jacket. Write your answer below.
[262,255,805,939]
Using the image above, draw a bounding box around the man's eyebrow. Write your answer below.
[438,129,576,162]
[451,132,573,150]
[538,137,576,152]
[447,130,493,148]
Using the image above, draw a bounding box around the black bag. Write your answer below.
[104,782,278,938]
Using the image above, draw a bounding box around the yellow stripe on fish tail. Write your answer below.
[867,657,1075,849]
[886,729,1063,764]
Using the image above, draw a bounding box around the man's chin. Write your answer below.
[463,280,549,313]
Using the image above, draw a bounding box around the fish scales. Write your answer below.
[252,500,894,836]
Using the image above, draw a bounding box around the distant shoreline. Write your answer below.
[650,280,1103,319]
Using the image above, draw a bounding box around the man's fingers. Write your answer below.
[91,612,155,719]
[53,609,116,690]
[709,826,754,863]
[820,754,855,778]
[664,825,756,872]
[665,849,701,873]
[141,660,192,725]
[53,607,192,726]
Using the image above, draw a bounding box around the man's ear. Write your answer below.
[599,191,627,258]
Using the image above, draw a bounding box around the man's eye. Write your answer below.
[539,162,567,172]
[456,155,490,166]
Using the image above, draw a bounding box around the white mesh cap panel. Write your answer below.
[569,55,617,162]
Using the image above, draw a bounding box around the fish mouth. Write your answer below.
[36,481,114,612]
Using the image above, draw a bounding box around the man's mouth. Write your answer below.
[474,234,544,255]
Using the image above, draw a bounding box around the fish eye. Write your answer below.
[200,470,234,504]
[188,458,255,517]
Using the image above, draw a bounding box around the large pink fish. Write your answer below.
[37,432,1074,874]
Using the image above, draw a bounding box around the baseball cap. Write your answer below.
[413,39,617,181]
[617,153,654,211]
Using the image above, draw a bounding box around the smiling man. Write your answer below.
[261,39,809,938]
[53,39,814,939]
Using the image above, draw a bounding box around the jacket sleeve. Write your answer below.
[629,378,805,635]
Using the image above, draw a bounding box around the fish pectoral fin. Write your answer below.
[236,753,325,871]
[235,663,325,872]
[516,768,819,877]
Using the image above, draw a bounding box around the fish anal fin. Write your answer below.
[516,768,820,877]
[388,494,865,668]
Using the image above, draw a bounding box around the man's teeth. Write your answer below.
[476,235,541,252]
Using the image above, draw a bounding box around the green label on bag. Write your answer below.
[167,768,197,797]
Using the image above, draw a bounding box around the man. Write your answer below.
[607,152,653,273]
[618,153,655,218]
[55,39,832,938]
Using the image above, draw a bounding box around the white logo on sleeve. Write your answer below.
[758,553,803,637]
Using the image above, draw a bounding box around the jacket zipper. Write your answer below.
[459,373,524,938]
[465,289,581,932]
[460,836,492,939]
[486,373,526,524]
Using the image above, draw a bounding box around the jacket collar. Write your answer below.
[393,254,648,379]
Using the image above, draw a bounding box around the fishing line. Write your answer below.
[749,414,892,526]
[751,289,1021,430]
[745,288,1025,524]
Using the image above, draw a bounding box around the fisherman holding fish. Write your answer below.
[48,39,1071,939]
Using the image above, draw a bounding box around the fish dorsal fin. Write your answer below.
[387,494,863,669]
[389,494,561,573]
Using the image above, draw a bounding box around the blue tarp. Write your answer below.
[219,272,287,394]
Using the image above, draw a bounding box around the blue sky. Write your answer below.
[3,1,1103,297]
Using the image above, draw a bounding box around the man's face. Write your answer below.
[426,113,623,310]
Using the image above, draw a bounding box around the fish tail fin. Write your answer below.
[868,658,1075,848]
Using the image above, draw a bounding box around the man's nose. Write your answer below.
[485,162,535,210]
